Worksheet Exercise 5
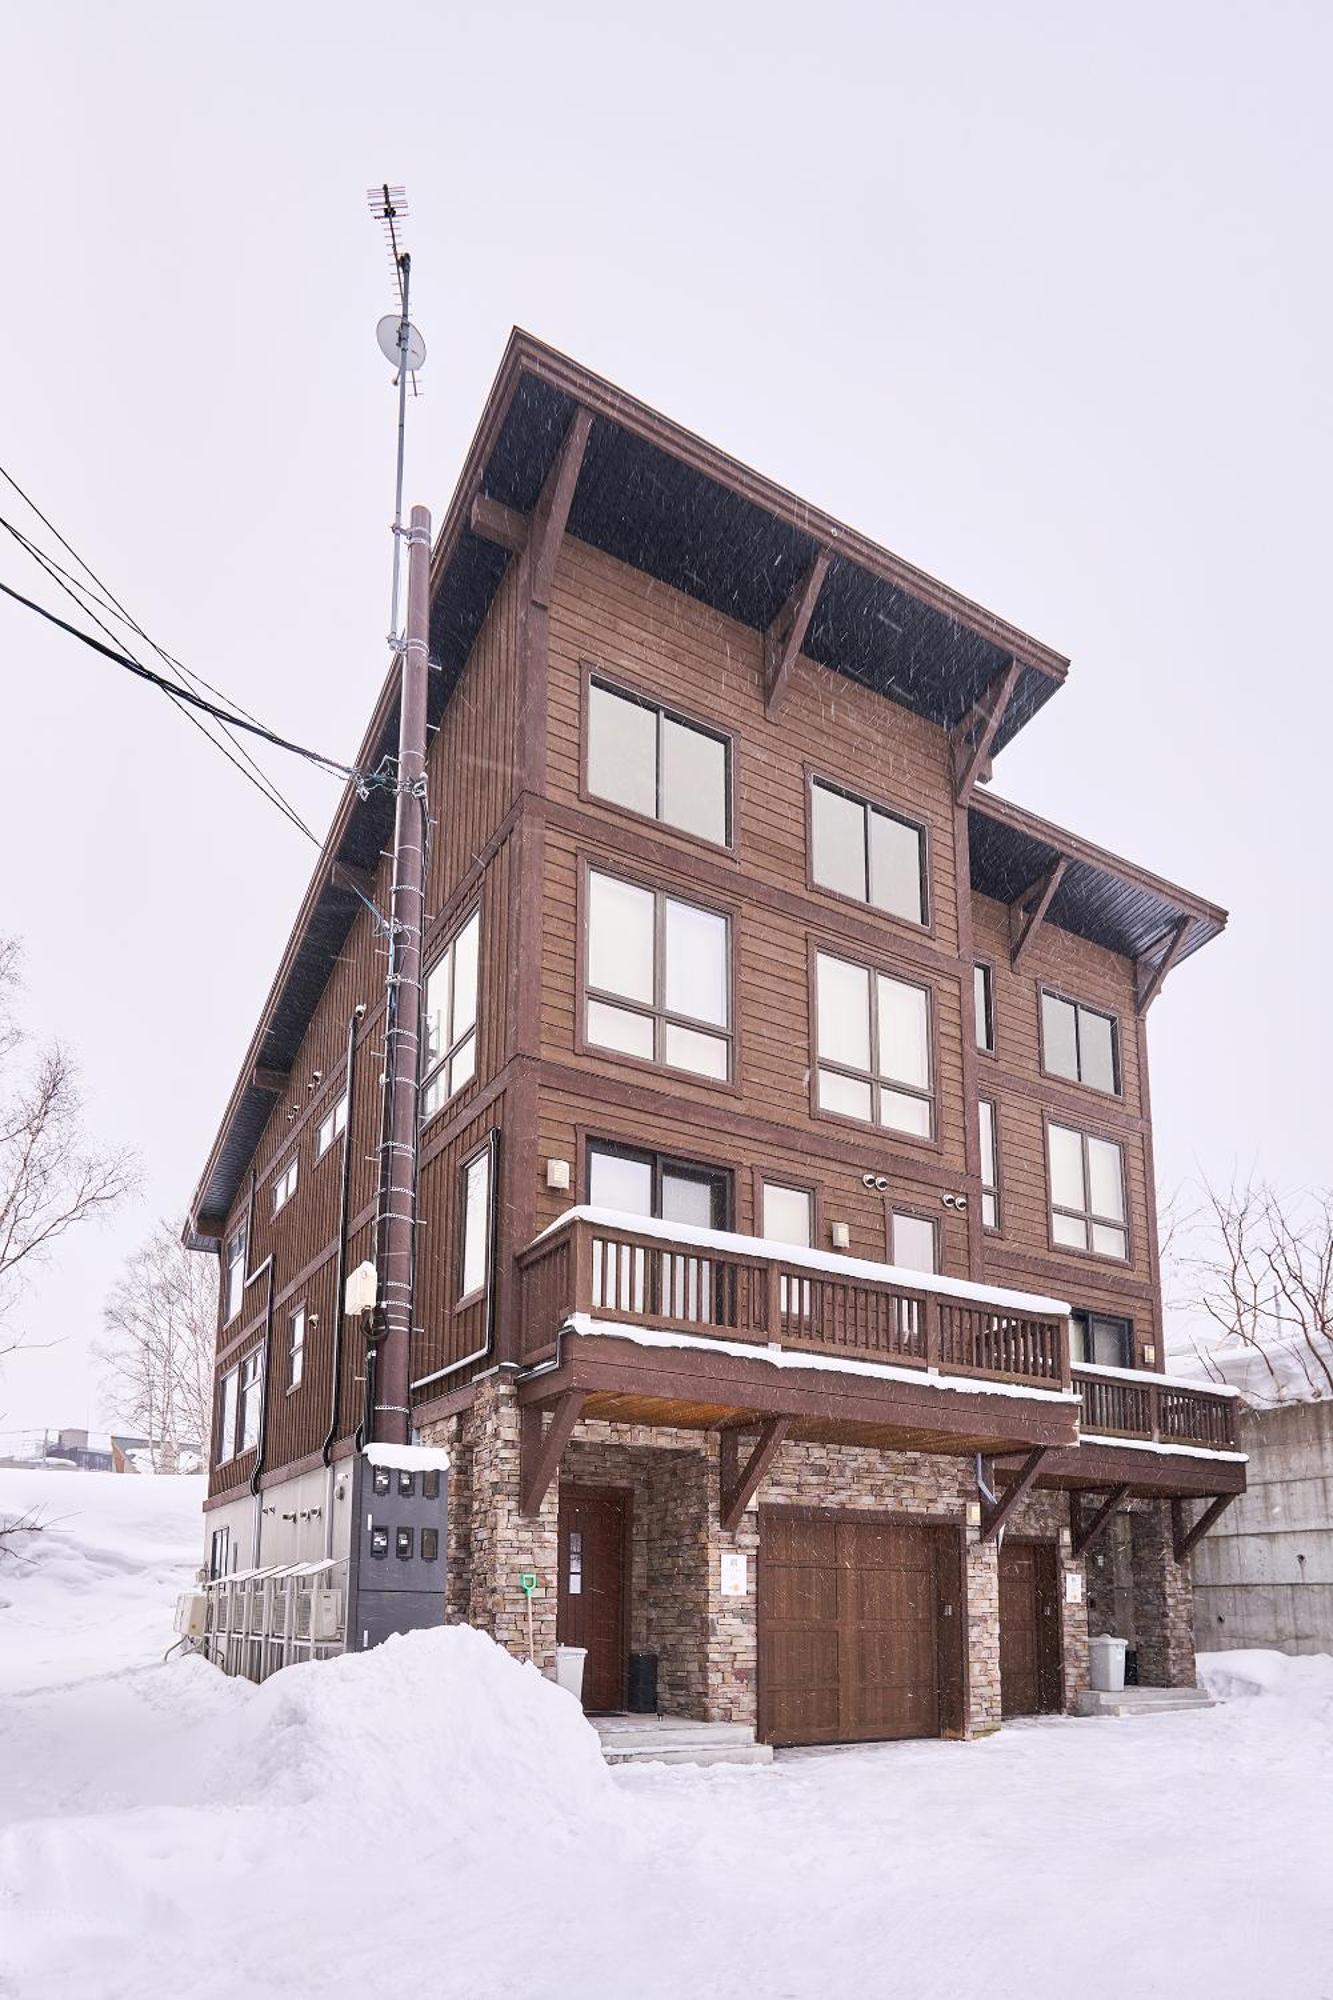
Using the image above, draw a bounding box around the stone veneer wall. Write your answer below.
[1130,1503,1197,1687]
[427,1382,1106,1734]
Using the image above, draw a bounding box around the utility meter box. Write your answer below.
[345,1446,450,1653]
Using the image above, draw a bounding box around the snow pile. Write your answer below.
[0,1464,206,1692]
[1199,1645,1333,1715]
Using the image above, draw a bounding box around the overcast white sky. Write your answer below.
[2,1,1329,1435]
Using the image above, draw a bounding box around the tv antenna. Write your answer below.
[368,183,427,650]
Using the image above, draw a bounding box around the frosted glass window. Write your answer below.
[586,870,732,1081]
[811,778,927,925]
[1042,991,1119,1095]
[239,1351,263,1453]
[1048,1123,1128,1261]
[979,1099,1000,1230]
[460,1147,493,1299]
[587,680,729,846]
[815,951,934,1136]
[224,1223,247,1324]
[891,1213,937,1274]
[288,1306,306,1389]
[762,1183,813,1249]
[316,1092,348,1160]
[271,1154,298,1215]
[423,909,481,1121]
[588,1149,654,1215]
[217,1368,238,1463]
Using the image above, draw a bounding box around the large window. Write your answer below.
[585,870,731,1081]
[423,909,480,1120]
[810,778,928,926]
[217,1366,238,1464]
[239,1350,264,1453]
[459,1146,494,1303]
[1072,1312,1133,1369]
[271,1153,298,1216]
[979,1099,1000,1231]
[587,679,730,846]
[1048,1123,1128,1260]
[814,950,932,1137]
[974,963,995,1054]
[1041,991,1119,1094]
[224,1222,247,1326]
[316,1091,348,1160]
[588,1142,730,1229]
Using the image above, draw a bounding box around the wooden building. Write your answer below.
[186,332,1244,1744]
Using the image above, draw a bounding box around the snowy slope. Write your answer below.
[3,1471,1333,2000]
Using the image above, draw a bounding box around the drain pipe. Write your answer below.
[321,1005,365,1555]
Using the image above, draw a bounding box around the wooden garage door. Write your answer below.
[998,1539,1062,1718]
[759,1511,962,1747]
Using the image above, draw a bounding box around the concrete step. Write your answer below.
[1074,1687,1215,1719]
[603,1739,775,1767]
[592,1715,774,1767]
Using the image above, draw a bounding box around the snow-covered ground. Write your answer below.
[3,1467,1332,2000]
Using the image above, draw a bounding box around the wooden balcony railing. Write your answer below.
[1073,1366,1238,1451]
[517,1210,1071,1391]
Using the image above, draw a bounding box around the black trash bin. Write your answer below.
[628,1651,658,1714]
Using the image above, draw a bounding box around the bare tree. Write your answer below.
[97,1220,217,1469]
[1173,1176,1333,1404]
[0,938,138,1368]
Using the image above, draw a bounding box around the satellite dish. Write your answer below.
[376,314,426,374]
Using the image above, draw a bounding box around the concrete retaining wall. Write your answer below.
[1193,1400,1333,1656]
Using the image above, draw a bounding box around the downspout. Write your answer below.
[322,1005,364,1557]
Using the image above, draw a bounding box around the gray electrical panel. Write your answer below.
[345,1453,449,1652]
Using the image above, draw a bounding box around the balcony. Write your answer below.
[518,1208,1071,1391]
[1073,1364,1240,1452]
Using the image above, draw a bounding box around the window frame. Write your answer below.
[1039,987,1122,1098]
[216,1364,239,1465]
[978,1096,1002,1234]
[315,1090,348,1162]
[421,905,482,1126]
[752,1167,822,1251]
[586,1137,733,1231]
[578,860,739,1091]
[271,1151,299,1216]
[223,1221,248,1327]
[456,1140,496,1310]
[1071,1311,1134,1371]
[805,769,932,933]
[884,1203,940,1276]
[974,961,996,1058]
[1044,1114,1131,1265]
[238,1348,264,1455]
[807,941,937,1147]
[287,1302,306,1393]
[581,666,736,855]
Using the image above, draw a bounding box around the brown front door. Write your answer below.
[998,1539,1062,1718]
[557,1486,629,1712]
[759,1511,963,1747]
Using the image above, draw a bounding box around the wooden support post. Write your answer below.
[979,1445,1048,1543]
[1136,914,1192,1014]
[764,551,831,715]
[519,1387,587,1518]
[950,659,1021,804]
[1071,1483,1131,1559]
[1171,1491,1238,1563]
[719,1416,792,1533]
[1009,857,1067,971]
[529,408,594,610]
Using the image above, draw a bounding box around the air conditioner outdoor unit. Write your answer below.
[174,1592,208,1641]
[310,1588,343,1643]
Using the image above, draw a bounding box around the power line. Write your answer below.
[0,574,362,781]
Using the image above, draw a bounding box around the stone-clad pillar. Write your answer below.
[966,1531,1002,1734]
[1130,1503,1196,1688]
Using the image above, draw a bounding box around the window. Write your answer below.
[423,910,480,1120]
[1041,992,1119,1094]
[810,778,927,926]
[586,679,729,846]
[814,951,932,1137]
[762,1182,814,1319]
[974,963,995,1054]
[1048,1123,1128,1260]
[585,871,731,1081]
[979,1099,1000,1231]
[239,1350,264,1453]
[316,1092,348,1160]
[588,1142,730,1229]
[1071,1312,1133,1370]
[272,1154,298,1215]
[459,1146,493,1302]
[288,1305,306,1389]
[217,1366,238,1464]
[889,1211,937,1274]
[224,1222,247,1325]
[208,1526,231,1579]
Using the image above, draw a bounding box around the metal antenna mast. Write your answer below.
[368,184,426,651]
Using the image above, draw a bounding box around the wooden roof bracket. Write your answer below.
[950,658,1022,804]
[1009,856,1067,971]
[529,406,594,611]
[1172,1491,1237,1563]
[1136,914,1192,1015]
[764,549,832,716]
[250,1065,291,1094]
[469,492,529,557]
[519,1386,588,1518]
[979,1444,1048,1542]
[1071,1482,1132,1558]
[719,1415,792,1533]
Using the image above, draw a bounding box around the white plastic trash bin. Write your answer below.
[554,1645,587,1702]
[1088,1634,1128,1693]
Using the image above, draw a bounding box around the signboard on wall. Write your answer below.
[720,1551,748,1597]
